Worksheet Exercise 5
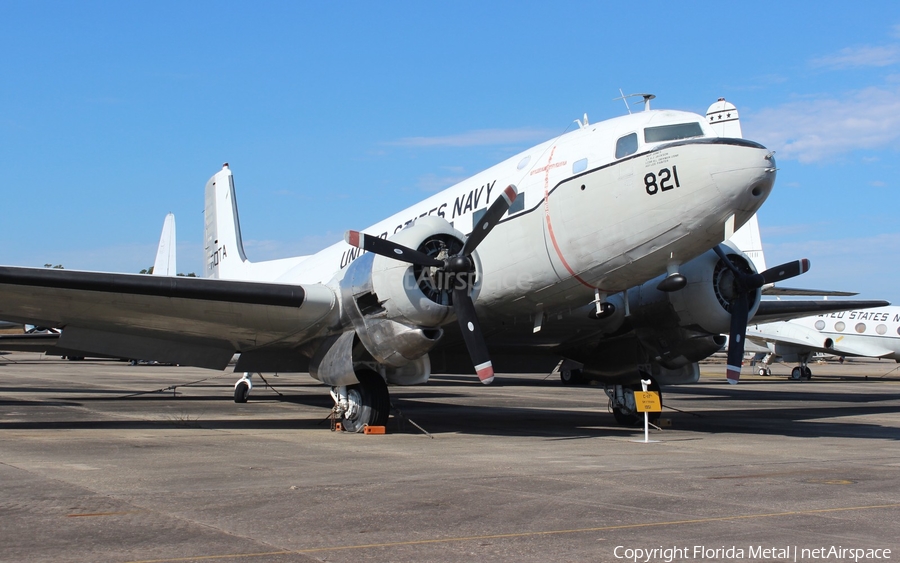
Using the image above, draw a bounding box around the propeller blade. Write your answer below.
[712,245,742,276]
[761,259,811,285]
[344,231,443,267]
[726,293,750,385]
[713,244,764,289]
[452,287,494,384]
[460,185,518,256]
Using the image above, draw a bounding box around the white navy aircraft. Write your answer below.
[0,96,885,429]
[747,308,900,380]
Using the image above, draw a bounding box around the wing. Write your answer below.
[0,266,338,370]
[762,286,858,297]
[752,300,890,324]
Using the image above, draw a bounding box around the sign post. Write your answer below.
[635,379,662,443]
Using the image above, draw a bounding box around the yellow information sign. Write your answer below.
[634,391,661,412]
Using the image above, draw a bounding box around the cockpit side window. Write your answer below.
[644,122,704,143]
[615,133,638,159]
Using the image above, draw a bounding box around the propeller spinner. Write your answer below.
[345,185,518,384]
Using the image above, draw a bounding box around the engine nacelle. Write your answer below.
[630,242,761,337]
[338,216,479,369]
[578,243,757,384]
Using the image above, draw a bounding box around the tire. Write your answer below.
[803,367,812,380]
[790,367,802,381]
[560,368,584,385]
[341,370,390,433]
[234,381,250,403]
[612,379,661,427]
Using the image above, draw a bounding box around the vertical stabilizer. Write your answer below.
[152,213,176,276]
[204,164,249,279]
[727,213,767,273]
[706,98,743,138]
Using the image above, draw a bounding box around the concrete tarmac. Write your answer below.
[1,352,898,562]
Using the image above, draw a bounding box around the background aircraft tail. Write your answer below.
[727,213,767,273]
[152,213,176,276]
[706,98,743,138]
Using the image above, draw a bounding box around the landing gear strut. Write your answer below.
[331,370,390,433]
[606,377,661,426]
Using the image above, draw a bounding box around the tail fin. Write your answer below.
[152,213,176,276]
[728,213,767,273]
[204,164,249,279]
[706,98,743,138]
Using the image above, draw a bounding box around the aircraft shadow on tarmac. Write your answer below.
[1,374,899,441]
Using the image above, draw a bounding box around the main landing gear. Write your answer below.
[330,370,390,433]
[605,377,661,426]
[790,365,812,381]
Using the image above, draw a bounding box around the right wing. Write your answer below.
[0,266,338,370]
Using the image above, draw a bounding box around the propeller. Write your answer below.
[713,245,810,384]
[345,184,518,384]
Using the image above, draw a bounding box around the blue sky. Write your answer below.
[2,2,898,304]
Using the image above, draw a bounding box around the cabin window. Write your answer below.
[517,155,531,170]
[876,324,887,335]
[644,122,704,143]
[615,133,638,158]
[815,320,826,330]
[855,323,867,333]
[835,321,846,332]
[472,208,486,226]
[572,158,588,174]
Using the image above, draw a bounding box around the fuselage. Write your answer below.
[269,107,776,320]
[750,306,900,361]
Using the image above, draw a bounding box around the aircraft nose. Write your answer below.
[709,141,777,213]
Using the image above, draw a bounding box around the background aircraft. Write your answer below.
[0,97,883,430]
[747,307,900,379]
[724,209,893,379]
[0,214,178,358]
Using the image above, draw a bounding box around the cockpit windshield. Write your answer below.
[644,122,704,143]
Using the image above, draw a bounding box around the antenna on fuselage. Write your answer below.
[613,91,657,114]
[615,89,632,115]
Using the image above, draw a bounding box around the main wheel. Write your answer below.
[234,381,250,403]
[790,367,802,381]
[611,379,661,426]
[340,370,390,433]
[802,366,812,380]
[560,368,585,385]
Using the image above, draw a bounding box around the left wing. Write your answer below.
[0,266,338,370]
